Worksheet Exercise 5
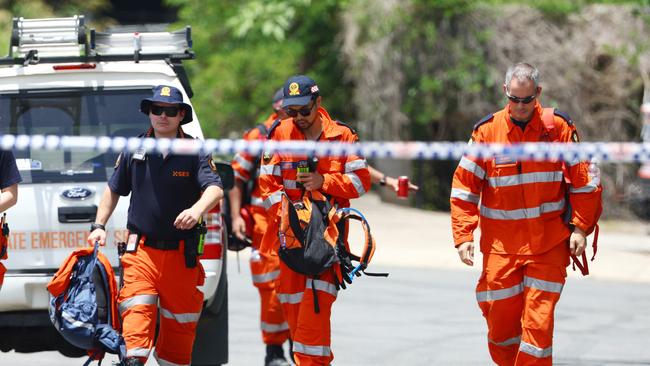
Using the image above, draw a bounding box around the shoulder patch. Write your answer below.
[553,109,573,125]
[473,113,494,131]
[208,156,217,172]
[267,118,282,139]
[334,120,358,135]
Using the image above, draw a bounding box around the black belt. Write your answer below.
[143,238,181,250]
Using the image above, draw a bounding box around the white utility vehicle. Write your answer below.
[0,16,230,365]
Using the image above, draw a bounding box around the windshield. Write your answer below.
[0,88,152,183]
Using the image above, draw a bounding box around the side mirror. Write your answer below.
[214,162,234,190]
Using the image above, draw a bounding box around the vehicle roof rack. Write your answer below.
[0,15,194,66]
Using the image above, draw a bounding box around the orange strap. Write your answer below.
[571,224,599,276]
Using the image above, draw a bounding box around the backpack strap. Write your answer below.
[267,118,282,139]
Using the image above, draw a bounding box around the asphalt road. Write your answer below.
[1,262,649,366]
[1,193,649,365]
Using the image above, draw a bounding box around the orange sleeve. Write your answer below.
[231,128,262,183]
[258,150,284,220]
[320,133,371,199]
[450,130,486,246]
[559,122,602,234]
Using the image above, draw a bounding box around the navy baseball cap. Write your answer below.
[282,75,319,108]
[272,88,284,103]
[140,85,193,125]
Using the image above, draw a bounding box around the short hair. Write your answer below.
[504,63,540,90]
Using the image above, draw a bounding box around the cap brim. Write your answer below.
[282,96,312,108]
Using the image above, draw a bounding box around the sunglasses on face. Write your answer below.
[506,91,536,104]
[284,102,314,118]
[150,105,180,117]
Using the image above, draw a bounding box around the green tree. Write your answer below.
[167,0,353,138]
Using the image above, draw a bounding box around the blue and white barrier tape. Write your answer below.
[1,134,649,163]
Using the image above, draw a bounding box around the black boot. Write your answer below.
[265,344,290,366]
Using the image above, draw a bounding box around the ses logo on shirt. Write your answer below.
[172,170,190,177]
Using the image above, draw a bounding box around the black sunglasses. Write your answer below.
[150,105,180,117]
[284,102,315,118]
[506,91,536,104]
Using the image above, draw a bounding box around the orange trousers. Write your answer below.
[250,208,289,345]
[276,260,337,366]
[476,243,570,366]
[118,242,204,365]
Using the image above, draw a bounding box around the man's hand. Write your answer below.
[384,176,419,193]
[569,227,587,256]
[231,214,247,240]
[174,207,202,230]
[457,241,474,266]
[88,229,107,247]
[297,172,324,191]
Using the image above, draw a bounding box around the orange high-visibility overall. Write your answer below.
[118,240,205,365]
[231,113,290,345]
[451,103,602,366]
[259,108,371,365]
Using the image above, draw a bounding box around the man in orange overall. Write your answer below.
[229,88,291,366]
[450,63,602,366]
[0,150,21,291]
[88,85,224,366]
[259,75,370,365]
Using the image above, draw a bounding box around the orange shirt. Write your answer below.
[230,113,278,210]
[450,102,602,255]
[258,107,371,253]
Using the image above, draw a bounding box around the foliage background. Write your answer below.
[2,0,650,218]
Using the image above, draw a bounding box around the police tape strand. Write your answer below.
[2,134,650,163]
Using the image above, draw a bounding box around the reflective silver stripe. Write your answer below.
[523,276,563,294]
[345,172,366,196]
[569,183,598,193]
[450,188,479,204]
[250,196,264,207]
[263,191,283,210]
[154,350,189,366]
[260,164,281,176]
[119,294,158,314]
[488,171,563,188]
[519,341,553,358]
[234,154,254,172]
[480,198,565,220]
[278,292,303,304]
[160,308,201,324]
[476,283,523,302]
[61,311,93,330]
[261,321,289,333]
[293,341,331,357]
[252,270,280,284]
[489,335,521,347]
[345,159,368,172]
[283,179,298,189]
[459,157,486,180]
[127,347,151,358]
[234,170,248,182]
[306,278,338,297]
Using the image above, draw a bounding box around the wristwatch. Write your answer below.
[379,175,387,186]
[90,223,106,231]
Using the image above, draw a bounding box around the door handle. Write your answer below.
[58,206,97,223]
